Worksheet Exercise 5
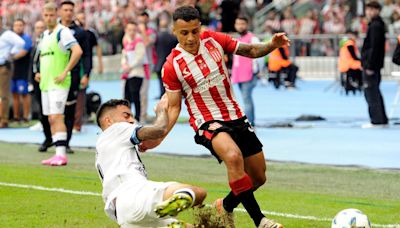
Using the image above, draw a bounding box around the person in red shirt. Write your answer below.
[140,6,289,228]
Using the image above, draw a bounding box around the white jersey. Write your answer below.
[95,122,147,219]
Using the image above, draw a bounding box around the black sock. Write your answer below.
[237,189,264,226]
[223,191,241,212]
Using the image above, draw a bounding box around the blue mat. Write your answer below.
[1,79,399,169]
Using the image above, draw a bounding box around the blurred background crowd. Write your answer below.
[2,0,399,56]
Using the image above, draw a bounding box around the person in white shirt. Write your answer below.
[95,97,206,228]
[0,17,25,128]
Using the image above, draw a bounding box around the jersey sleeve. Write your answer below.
[112,122,143,145]
[162,60,182,92]
[204,30,239,54]
[23,35,32,51]
[59,27,78,51]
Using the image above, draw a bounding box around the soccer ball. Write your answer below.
[331,208,371,228]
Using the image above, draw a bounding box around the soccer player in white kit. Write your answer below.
[95,97,206,228]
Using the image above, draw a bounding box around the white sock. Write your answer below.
[52,132,67,157]
[173,188,196,207]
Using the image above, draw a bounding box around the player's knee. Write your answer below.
[191,186,207,206]
[223,149,243,168]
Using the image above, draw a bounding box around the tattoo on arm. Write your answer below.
[236,42,277,58]
[136,109,168,141]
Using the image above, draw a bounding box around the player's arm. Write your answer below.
[235,32,290,58]
[138,91,182,151]
[164,90,182,134]
[136,95,169,141]
[67,43,83,70]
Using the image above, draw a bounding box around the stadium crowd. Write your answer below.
[1,0,400,55]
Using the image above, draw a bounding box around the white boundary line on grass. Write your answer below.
[0,182,399,228]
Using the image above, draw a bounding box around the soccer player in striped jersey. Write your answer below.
[139,6,289,228]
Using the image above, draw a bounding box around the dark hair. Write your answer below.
[365,1,381,10]
[126,21,138,26]
[14,18,25,25]
[236,16,249,24]
[140,11,149,17]
[346,29,358,36]
[60,0,75,7]
[173,6,200,22]
[96,99,130,127]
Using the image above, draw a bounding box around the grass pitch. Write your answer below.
[0,142,399,228]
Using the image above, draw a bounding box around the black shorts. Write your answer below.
[194,117,263,163]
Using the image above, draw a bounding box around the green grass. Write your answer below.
[0,142,399,227]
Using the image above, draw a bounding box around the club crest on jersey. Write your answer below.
[209,47,222,63]
[208,122,222,131]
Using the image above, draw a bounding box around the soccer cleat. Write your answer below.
[41,155,68,166]
[213,198,235,228]
[38,140,53,152]
[155,193,193,218]
[166,220,187,228]
[258,217,283,228]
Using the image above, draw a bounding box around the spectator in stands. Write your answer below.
[264,10,281,33]
[381,0,395,25]
[231,16,264,126]
[73,11,104,133]
[350,15,368,34]
[11,19,32,123]
[323,12,346,34]
[121,21,147,122]
[154,13,178,99]
[297,10,318,56]
[338,31,363,94]
[0,17,25,128]
[388,11,400,34]
[361,1,388,128]
[280,7,298,36]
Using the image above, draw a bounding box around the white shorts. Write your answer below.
[41,89,69,115]
[115,180,177,228]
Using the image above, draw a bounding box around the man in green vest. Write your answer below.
[34,2,82,166]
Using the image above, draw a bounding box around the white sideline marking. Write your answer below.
[0,182,101,196]
[0,182,399,227]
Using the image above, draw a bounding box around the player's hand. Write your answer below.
[271,32,290,49]
[54,71,67,84]
[138,139,162,152]
[34,73,41,83]
[80,75,89,89]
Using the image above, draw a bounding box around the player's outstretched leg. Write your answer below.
[155,192,193,218]
[155,185,206,218]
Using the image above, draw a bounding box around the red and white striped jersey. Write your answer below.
[162,30,244,131]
